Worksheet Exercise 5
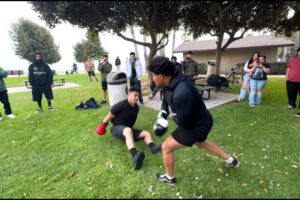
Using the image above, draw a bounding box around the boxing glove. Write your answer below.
[153,117,168,137]
[96,122,107,135]
[157,110,168,119]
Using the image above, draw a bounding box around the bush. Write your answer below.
[197,63,208,74]
[269,62,287,75]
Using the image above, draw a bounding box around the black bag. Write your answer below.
[207,74,229,88]
[75,97,100,110]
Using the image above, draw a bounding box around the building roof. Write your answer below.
[173,35,295,53]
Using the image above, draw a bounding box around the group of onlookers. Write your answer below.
[236,48,300,117]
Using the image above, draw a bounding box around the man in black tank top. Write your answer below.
[149,57,240,185]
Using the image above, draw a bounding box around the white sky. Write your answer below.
[0,2,269,74]
[0,1,198,73]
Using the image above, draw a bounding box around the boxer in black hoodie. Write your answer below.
[149,57,240,185]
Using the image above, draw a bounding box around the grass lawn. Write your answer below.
[0,74,299,198]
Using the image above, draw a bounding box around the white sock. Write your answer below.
[226,157,233,163]
[166,174,174,179]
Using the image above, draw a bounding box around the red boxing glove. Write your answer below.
[96,122,107,135]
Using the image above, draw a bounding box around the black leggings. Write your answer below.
[286,81,300,109]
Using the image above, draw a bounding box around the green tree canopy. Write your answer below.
[73,29,106,63]
[10,18,61,64]
[182,1,289,74]
[30,1,182,81]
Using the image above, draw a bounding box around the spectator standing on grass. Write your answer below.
[286,47,300,117]
[85,56,98,82]
[98,55,112,104]
[28,53,54,113]
[115,56,121,71]
[236,52,260,102]
[0,66,16,121]
[182,51,199,83]
[125,52,144,104]
[248,55,271,107]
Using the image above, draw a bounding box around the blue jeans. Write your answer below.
[238,73,251,100]
[249,79,266,105]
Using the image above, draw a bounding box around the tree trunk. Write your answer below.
[215,35,224,75]
[158,34,166,57]
[130,26,140,58]
[171,30,176,57]
[143,35,148,69]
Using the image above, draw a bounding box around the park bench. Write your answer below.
[199,85,216,100]
[25,78,65,89]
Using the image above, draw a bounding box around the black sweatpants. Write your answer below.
[286,81,300,109]
[0,90,12,115]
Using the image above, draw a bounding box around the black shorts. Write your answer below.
[111,125,143,141]
[172,123,213,147]
[101,81,108,90]
[88,71,95,76]
[32,85,53,101]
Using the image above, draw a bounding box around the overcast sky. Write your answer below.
[0,1,201,73]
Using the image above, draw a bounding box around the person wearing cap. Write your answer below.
[96,87,161,170]
[149,56,240,185]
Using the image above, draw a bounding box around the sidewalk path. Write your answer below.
[7,83,81,94]
[143,91,238,111]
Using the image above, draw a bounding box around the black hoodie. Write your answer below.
[161,72,213,130]
[28,61,53,86]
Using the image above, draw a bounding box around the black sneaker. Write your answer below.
[156,174,177,186]
[287,105,294,110]
[225,157,240,168]
[100,100,107,104]
[36,108,43,113]
[48,106,54,111]
[151,144,162,154]
[133,151,145,170]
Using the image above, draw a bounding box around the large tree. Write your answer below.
[182,1,289,74]
[10,18,61,64]
[30,1,182,81]
[73,29,106,64]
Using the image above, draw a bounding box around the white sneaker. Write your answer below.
[7,114,16,119]
[0,117,2,121]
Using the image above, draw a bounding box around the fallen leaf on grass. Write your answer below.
[242,183,248,187]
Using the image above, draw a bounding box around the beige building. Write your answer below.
[174,35,294,74]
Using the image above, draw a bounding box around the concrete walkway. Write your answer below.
[143,90,238,111]
[7,83,81,94]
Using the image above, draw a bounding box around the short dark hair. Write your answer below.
[171,56,177,60]
[259,55,266,59]
[297,47,300,52]
[148,56,175,76]
[103,55,108,58]
[128,87,139,93]
[187,51,193,55]
[35,52,42,56]
[130,52,135,56]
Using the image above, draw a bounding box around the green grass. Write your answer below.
[0,75,299,198]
